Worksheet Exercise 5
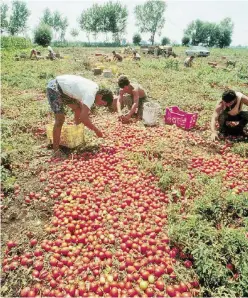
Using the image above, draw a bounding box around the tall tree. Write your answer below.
[101,1,128,43]
[79,1,128,43]
[8,0,30,35]
[40,8,53,27]
[0,3,9,31]
[161,36,170,45]
[134,0,166,45]
[217,18,234,48]
[184,19,207,45]
[40,9,69,41]
[79,4,101,41]
[133,33,142,45]
[52,11,62,39]
[59,16,68,41]
[182,36,190,46]
[184,18,234,48]
[70,28,79,40]
[34,22,52,46]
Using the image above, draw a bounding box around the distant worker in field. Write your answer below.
[210,90,248,141]
[46,75,114,156]
[115,75,147,123]
[184,56,194,67]
[133,50,141,61]
[47,46,56,60]
[30,49,42,60]
[112,51,123,62]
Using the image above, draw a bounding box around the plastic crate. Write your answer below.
[164,106,198,130]
[46,123,85,148]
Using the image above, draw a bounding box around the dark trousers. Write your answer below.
[218,111,248,135]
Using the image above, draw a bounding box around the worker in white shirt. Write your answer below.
[133,50,141,61]
[47,46,56,60]
[46,75,113,156]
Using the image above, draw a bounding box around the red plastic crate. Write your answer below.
[164,106,198,130]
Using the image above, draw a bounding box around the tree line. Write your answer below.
[182,18,234,48]
[0,0,234,48]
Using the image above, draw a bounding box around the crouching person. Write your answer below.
[184,56,194,67]
[47,46,56,60]
[210,90,248,141]
[46,75,113,156]
[115,75,148,123]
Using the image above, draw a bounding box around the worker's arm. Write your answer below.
[241,93,248,106]
[122,90,139,123]
[79,103,103,137]
[210,102,223,141]
[117,89,124,117]
[127,90,139,118]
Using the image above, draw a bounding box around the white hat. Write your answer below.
[47,46,53,51]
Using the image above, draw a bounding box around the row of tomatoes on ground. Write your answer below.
[5,216,198,297]
[189,152,248,193]
[4,186,198,297]
[5,237,198,297]
[4,124,201,297]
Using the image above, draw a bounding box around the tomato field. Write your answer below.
[1,46,248,297]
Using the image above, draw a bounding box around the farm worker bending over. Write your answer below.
[115,75,147,123]
[47,46,56,60]
[184,56,194,67]
[30,49,42,59]
[112,51,123,62]
[133,51,141,61]
[46,75,113,156]
[210,90,248,141]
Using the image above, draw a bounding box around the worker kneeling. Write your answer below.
[211,90,248,141]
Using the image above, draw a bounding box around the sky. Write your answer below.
[4,0,248,46]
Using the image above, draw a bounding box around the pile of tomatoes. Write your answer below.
[3,117,246,297]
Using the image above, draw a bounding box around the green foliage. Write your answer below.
[217,18,234,48]
[8,0,30,36]
[140,58,179,71]
[238,63,248,80]
[78,1,128,43]
[70,28,79,39]
[133,33,142,45]
[1,166,16,192]
[34,23,53,47]
[231,142,248,158]
[161,36,170,45]
[59,16,68,42]
[0,2,9,29]
[1,151,15,193]
[78,4,101,42]
[102,1,128,43]
[134,0,166,45]
[184,18,234,48]
[168,177,248,296]
[52,11,61,33]
[1,36,32,49]
[182,36,190,46]
[40,8,68,41]
[51,41,122,48]
[40,8,53,27]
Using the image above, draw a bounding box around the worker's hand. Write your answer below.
[121,114,131,124]
[210,132,219,141]
[118,114,124,122]
[95,128,103,138]
[226,121,239,127]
